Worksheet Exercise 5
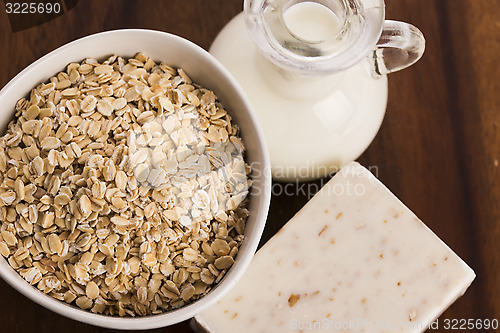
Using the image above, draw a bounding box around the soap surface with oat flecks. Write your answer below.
[194,162,475,333]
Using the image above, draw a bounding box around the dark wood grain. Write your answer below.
[0,0,498,332]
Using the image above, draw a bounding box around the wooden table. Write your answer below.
[0,0,498,332]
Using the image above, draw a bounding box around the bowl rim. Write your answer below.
[0,28,271,329]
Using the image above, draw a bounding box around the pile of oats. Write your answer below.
[0,53,252,316]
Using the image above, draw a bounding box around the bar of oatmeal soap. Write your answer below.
[194,162,475,333]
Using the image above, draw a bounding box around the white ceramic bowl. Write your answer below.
[0,29,271,329]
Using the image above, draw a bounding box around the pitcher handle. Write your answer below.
[371,20,426,76]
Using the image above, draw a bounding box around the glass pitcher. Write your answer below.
[210,0,425,181]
